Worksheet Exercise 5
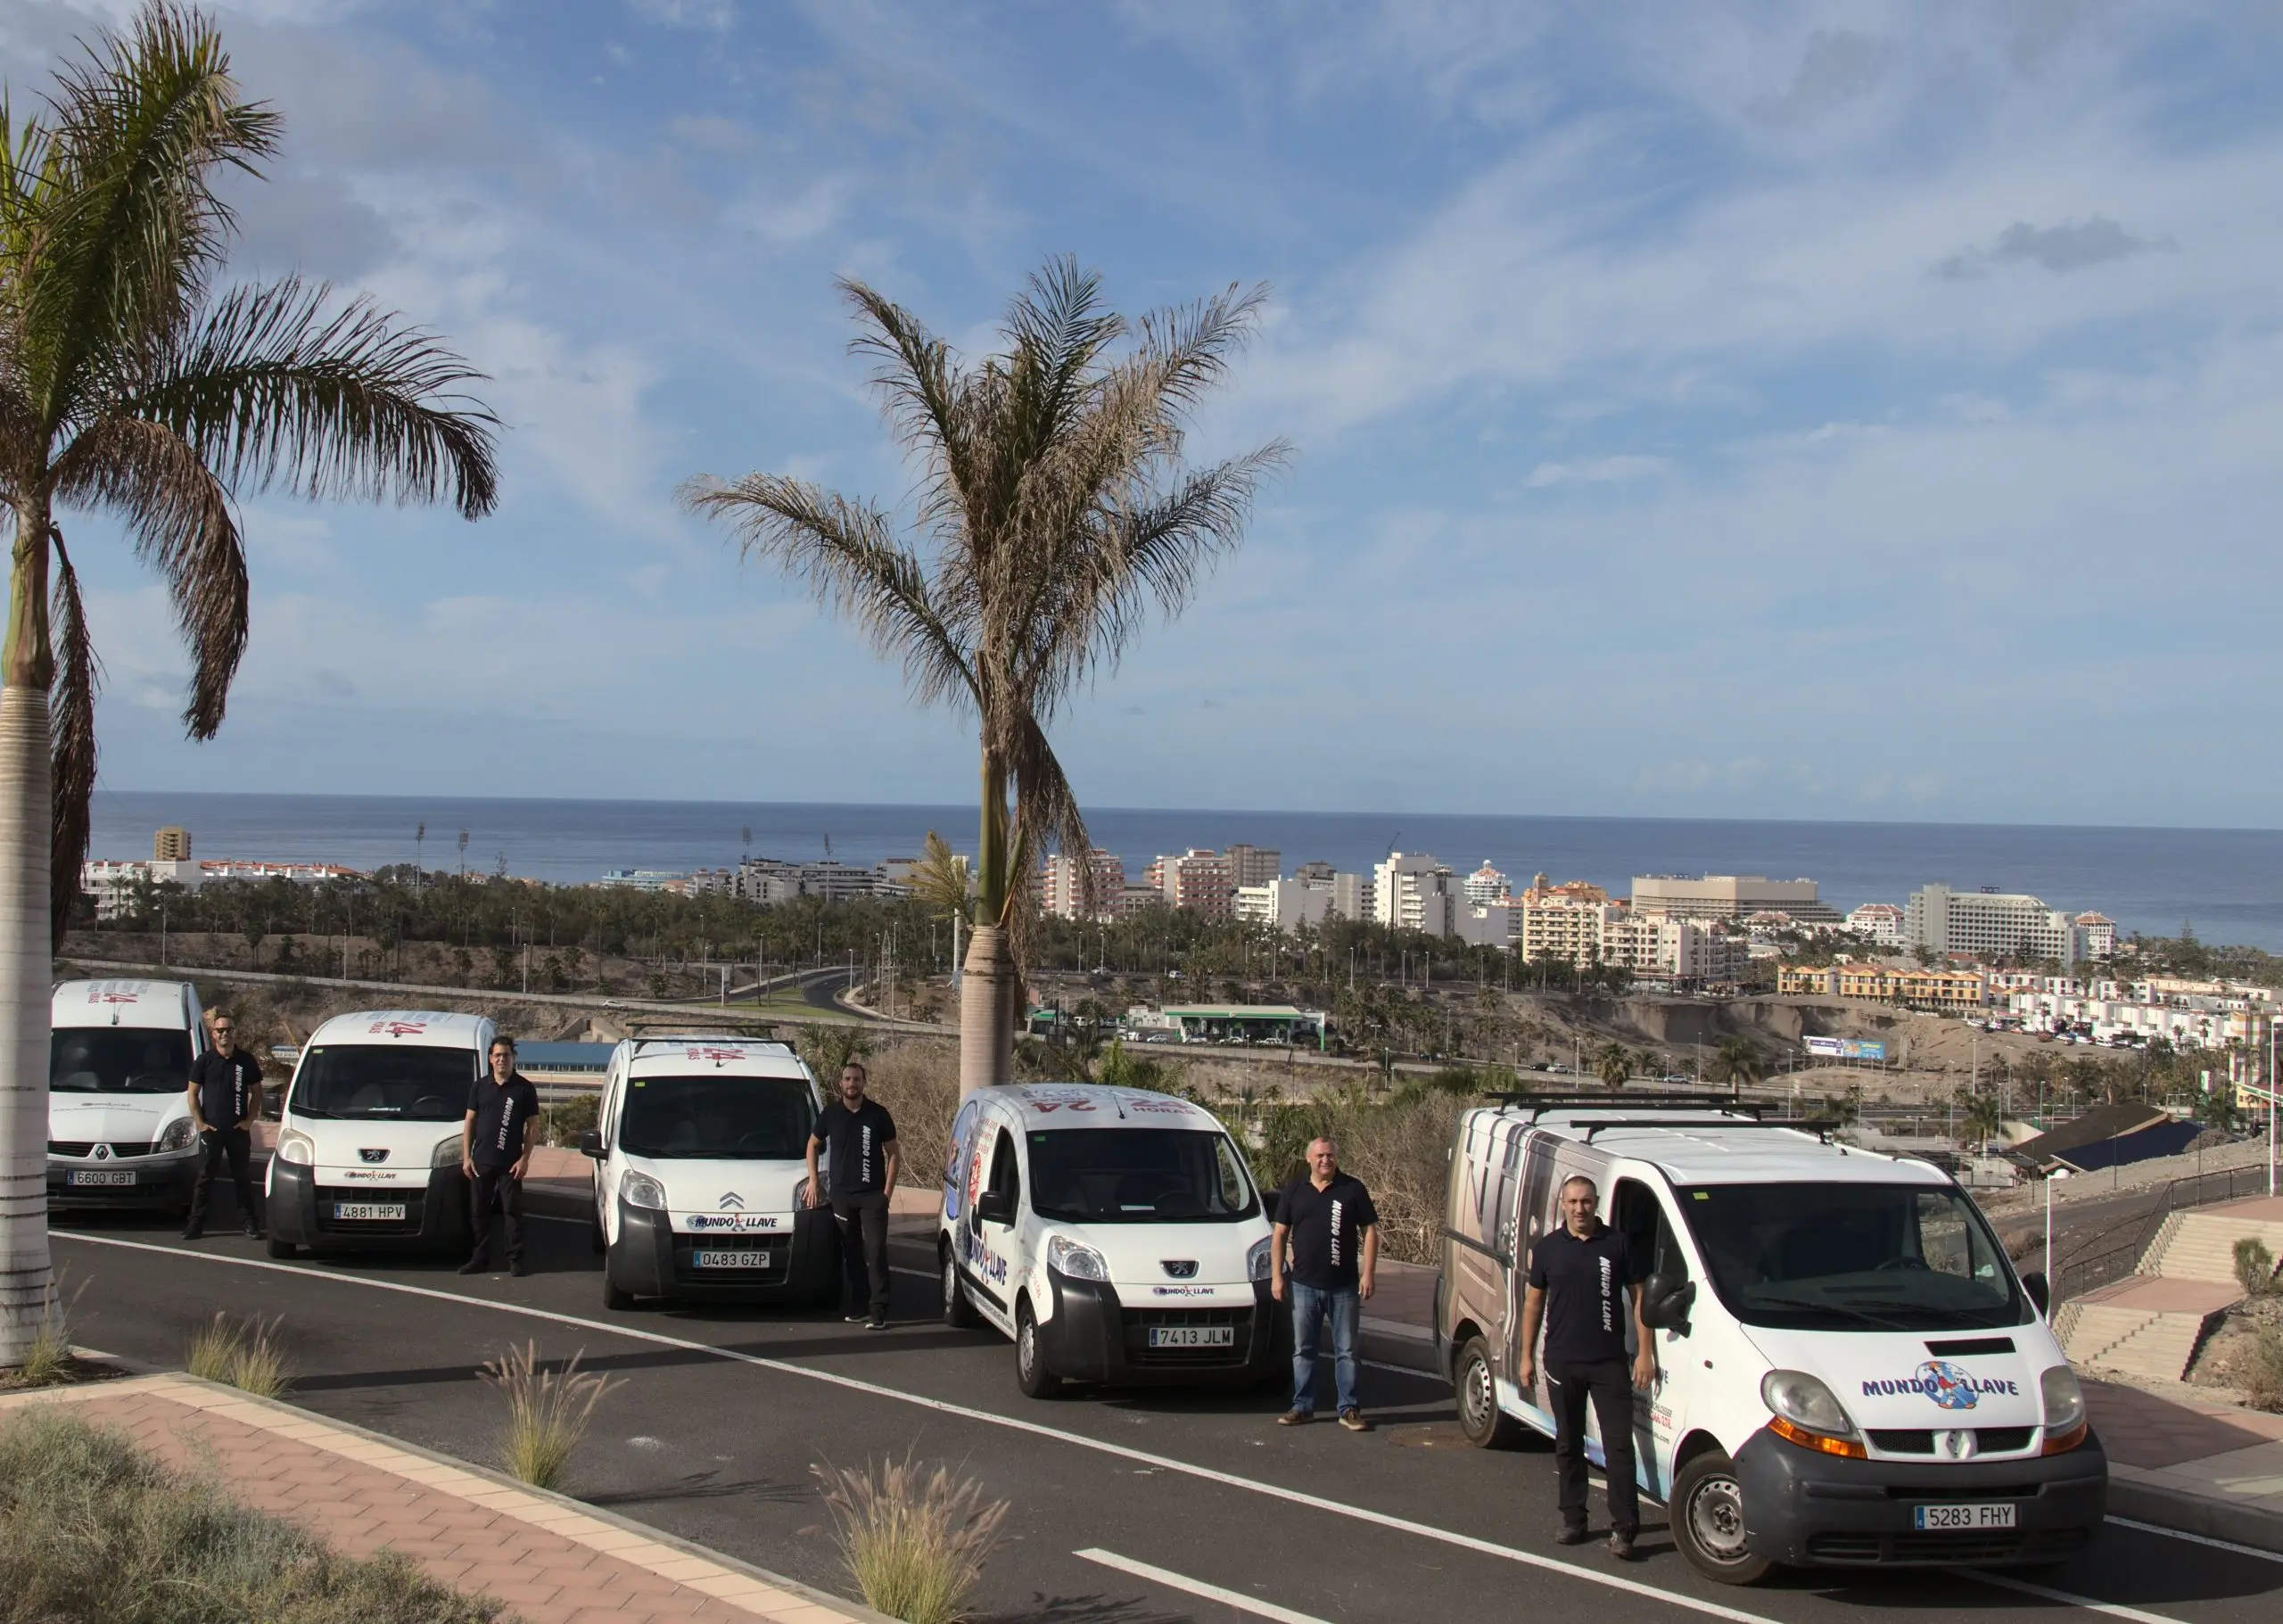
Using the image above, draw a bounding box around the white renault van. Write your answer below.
[1437,1097,2105,1584]
[938,1083,1279,1397]
[47,978,207,1216]
[266,1010,492,1258]
[580,1035,836,1309]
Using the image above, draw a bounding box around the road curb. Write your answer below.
[2108,1476,2283,1557]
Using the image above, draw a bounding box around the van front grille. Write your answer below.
[1869,1427,2037,1456]
[48,1141,155,1158]
[1806,1528,2086,1564]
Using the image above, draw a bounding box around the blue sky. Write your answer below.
[5,1,2282,828]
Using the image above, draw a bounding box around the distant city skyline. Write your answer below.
[6,5,2281,824]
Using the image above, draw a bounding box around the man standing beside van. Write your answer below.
[804,1061,898,1330]
[1269,1136,1378,1431]
[184,1009,264,1240]
[460,1036,540,1277]
[1519,1175,1658,1559]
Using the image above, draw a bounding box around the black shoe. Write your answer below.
[1556,1525,1591,1546]
[181,1225,203,1241]
[843,1312,870,1324]
[508,1259,528,1278]
[243,1225,263,1240]
[867,1313,888,1331]
[457,1258,487,1274]
[1608,1529,1637,1561]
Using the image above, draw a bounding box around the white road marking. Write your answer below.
[2105,1515,2283,1564]
[55,1231,1780,1624]
[1077,1547,1334,1622]
[1965,1570,2187,1623]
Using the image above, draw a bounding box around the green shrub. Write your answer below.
[538,1092,600,1148]
[479,1341,618,1490]
[2235,1237,2277,1298]
[816,1452,1008,1624]
[0,1408,498,1622]
[2246,1329,2283,1414]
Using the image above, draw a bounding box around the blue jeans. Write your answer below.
[1290,1282,1360,1414]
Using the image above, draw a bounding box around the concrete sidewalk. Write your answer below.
[0,1374,884,1624]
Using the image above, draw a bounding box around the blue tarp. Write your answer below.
[2055,1118,2205,1173]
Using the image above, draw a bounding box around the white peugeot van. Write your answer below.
[266,1010,493,1259]
[1438,1097,2105,1584]
[47,978,207,1216]
[580,1035,836,1310]
[938,1084,1280,1397]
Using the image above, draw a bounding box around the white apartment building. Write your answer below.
[1603,914,1751,983]
[1455,902,1516,948]
[735,857,878,904]
[1630,874,1842,924]
[1235,879,1333,934]
[1373,852,1456,937]
[1517,895,1619,966]
[80,857,359,919]
[1463,861,1509,907]
[2007,991,2271,1051]
[1846,902,1906,947]
[2076,912,2118,960]
[1043,848,1127,919]
[1328,870,1374,923]
[1147,849,1235,920]
[1905,884,2082,966]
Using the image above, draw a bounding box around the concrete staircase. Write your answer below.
[2058,1195,2283,1381]
[2059,1300,2219,1381]
[2142,1209,2283,1288]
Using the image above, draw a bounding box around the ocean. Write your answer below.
[87,791,2283,952]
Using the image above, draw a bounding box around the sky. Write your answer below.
[4,0,2281,828]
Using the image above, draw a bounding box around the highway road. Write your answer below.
[47,1208,2283,1624]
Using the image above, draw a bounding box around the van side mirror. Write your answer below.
[1640,1274,1695,1334]
[976,1190,1013,1225]
[577,1129,603,1158]
[2022,1271,2050,1315]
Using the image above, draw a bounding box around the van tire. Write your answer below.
[265,1236,296,1260]
[1671,1450,1772,1586]
[603,1276,636,1312]
[943,1248,981,1329]
[1455,1336,1522,1448]
[1015,1298,1061,1398]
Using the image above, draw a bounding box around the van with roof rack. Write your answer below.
[1437,1094,2105,1584]
[579,1035,836,1310]
[47,978,207,1218]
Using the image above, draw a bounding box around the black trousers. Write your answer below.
[1548,1357,1641,1535]
[187,1127,259,1230]
[832,1191,890,1314]
[467,1166,525,1265]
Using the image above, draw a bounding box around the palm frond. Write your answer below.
[120,276,498,518]
[837,277,982,540]
[906,829,975,916]
[47,527,98,947]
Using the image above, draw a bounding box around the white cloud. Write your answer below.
[1525,455,1669,489]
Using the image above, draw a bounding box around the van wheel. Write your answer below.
[1015,1298,1060,1398]
[603,1276,636,1312]
[943,1249,980,1329]
[265,1236,296,1260]
[1672,1451,1772,1585]
[1455,1336,1521,1448]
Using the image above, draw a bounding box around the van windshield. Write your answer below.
[291,1044,471,1121]
[1677,1182,2023,1331]
[619,1076,813,1158]
[1026,1129,1257,1223]
[52,1027,191,1093]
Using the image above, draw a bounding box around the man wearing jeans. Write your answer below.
[1269,1137,1378,1431]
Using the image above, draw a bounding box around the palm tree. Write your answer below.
[684,258,1284,1097]
[905,829,974,987]
[1709,1036,1763,1095]
[0,4,497,1361]
[1956,1089,2006,1153]
[1594,1041,1631,1092]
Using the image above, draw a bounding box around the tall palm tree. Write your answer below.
[0,4,497,1362]
[684,258,1284,1097]
[1594,1041,1631,1092]
[1709,1036,1763,1095]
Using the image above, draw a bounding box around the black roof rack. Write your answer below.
[1483,1092,1761,1114]
[622,1013,783,1039]
[1576,1117,1841,1141]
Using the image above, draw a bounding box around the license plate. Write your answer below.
[1148,1325,1234,1348]
[332,1202,406,1222]
[67,1169,135,1187]
[691,1250,772,1269]
[1913,1503,2016,1531]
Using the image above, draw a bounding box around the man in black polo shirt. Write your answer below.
[459,1035,540,1277]
[1520,1174,1658,1559]
[804,1061,898,1329]
[183,1008,265,1240]
[1269,1136,1379,1430]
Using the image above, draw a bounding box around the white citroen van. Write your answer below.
[266,1010,493,1258]
[47,978,207,1216]
[1437,1098,2105,1584]
[581,1035,835,1309]
[938,1083,1279,1397]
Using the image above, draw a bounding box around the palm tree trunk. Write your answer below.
[959,749,1015,1098]
[0,513,53,1364]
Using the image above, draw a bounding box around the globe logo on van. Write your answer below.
[1917,1360,1980,1412]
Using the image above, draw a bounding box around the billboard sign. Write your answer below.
[1806,1035,1887,1061]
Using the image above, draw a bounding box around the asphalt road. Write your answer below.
[45,1208,2283,1624]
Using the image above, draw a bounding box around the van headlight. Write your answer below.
[622,1170,666,1210]
[1761,1370,1865,1457]
[792,1176,810,1209]
[156,1117,196,1153]
[274,1131,316,1166]
[433,1135,465,1167]
[2040,1365,2088,1452]
[1247,1236,1273,1281]
[1047,1233,1109,1282]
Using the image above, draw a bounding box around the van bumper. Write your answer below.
[267,1163,469,1255]
[1736,1428,2108,1568]
[606,1200,837,1303]
[1038,1273,1284,1387]
[48,1153,201,1211]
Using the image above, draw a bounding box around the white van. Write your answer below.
[580,1035,836,1310]
[47,978,207,1216]
[266,1010,493,1258]
[1438,1098,2105,1584]
[937,1083,1279,1397]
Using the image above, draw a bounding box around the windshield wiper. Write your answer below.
[1750,1292,1916,1331]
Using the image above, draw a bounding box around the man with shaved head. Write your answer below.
[1269,1136,1378,1430]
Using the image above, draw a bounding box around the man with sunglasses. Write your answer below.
[183,1008,265,1240]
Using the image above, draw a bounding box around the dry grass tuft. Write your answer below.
[863,1039,958,1193]
[8,1274,85,1388]
[478,1341,620,1490]
[185,1313,293,1397]
[815,1451,1009,1624]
